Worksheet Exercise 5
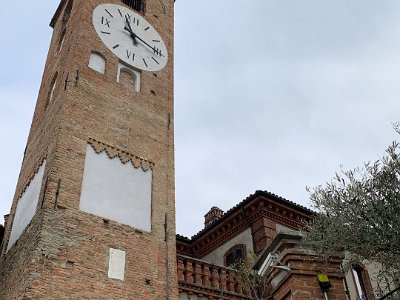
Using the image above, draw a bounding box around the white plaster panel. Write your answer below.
[108,248,126,281]
[88,53,106,74]
[7,161,46,251]
[201,227,253,266]
[80,145,152,232]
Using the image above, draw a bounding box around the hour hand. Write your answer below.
[124,16,138,45]
[124,26,138,45]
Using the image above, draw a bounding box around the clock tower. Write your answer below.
[0,0,177,299]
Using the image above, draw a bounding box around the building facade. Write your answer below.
[176,190,389,300]
[0,1,389,300]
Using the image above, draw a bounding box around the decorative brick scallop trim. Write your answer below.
[88,138,154,172]
[17,159,47,200]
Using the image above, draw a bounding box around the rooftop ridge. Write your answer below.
[176,190,314,241]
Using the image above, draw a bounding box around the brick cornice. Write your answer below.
[176,192,314,258]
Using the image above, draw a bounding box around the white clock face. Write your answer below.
[93,4,168,72]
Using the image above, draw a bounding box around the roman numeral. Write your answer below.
[143,58,148,68]
[113,44,120,49]
[126,14,132,22]
[151,57,159,65]
[153,47,162,56]
[137,19,139,26]
[101,17,111,27]
[118,9,123,17]
[105,9,113,18]
[126,51,135,61]
[101,31,111,35]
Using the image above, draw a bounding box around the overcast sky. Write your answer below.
[1,1,400,238]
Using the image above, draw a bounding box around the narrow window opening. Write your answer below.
[58,30,66,52]
[352,266,368,300]
[46,73,58,108]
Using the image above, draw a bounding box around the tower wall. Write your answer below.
[0,0,177,298]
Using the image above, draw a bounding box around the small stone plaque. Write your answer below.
[108,248,126,281]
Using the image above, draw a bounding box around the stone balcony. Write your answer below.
[177,254,251,300]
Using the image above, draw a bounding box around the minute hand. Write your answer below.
[131,32,165,57]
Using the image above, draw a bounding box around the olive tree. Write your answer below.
[304,130,400,276]
[232,252,270,300]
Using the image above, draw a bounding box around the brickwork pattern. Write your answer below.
[0,0,177,299]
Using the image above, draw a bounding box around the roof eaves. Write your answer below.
[184,190,314,241]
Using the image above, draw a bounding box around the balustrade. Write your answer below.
[177,254,251,299]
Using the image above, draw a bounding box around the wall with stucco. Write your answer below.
[201,227,253,266]
[7,162,46,251]
[80,145,152,232]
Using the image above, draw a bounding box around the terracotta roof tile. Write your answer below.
[177,190,314,241]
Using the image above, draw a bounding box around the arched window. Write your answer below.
[117,63,141,92]
[352,264,373,300]
[88,52,106,74]
[224,244,246,267]
[122,0,146,14]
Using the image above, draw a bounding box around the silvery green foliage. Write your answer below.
[304,134,400,274]
[232,253,270,300]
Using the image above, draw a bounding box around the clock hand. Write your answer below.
[124,26,139,45]
[124,16,138,45]
[123,16,164,57]
[128,31,165,57]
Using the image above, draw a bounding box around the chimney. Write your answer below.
[4,214,9,230]
[0,215,7,248]
[204,207,224,228]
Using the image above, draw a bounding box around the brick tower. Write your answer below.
[0,0,177,299]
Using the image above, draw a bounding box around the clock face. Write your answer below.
[93,4,168,72]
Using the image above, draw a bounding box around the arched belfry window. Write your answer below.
[122,0,146,14]
[88,52,106,74]
[224,244,246,267]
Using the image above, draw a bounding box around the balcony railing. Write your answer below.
[177,254,251,299]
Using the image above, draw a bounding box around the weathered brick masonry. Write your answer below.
[0,0,177,299]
